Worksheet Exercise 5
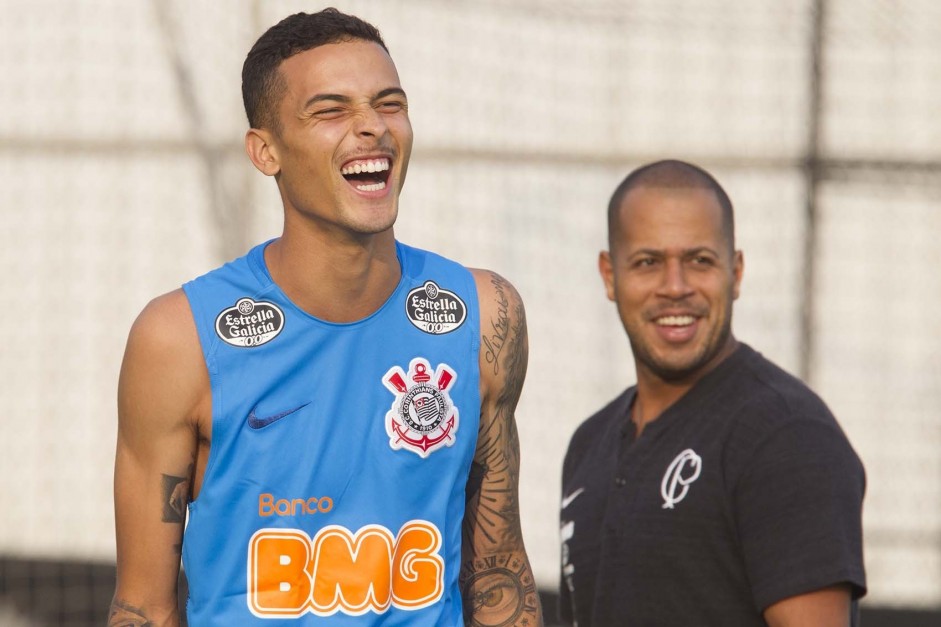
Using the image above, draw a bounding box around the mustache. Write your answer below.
[341,143,398,161]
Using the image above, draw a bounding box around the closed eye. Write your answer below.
[313,107,346,119]
[376,100,406,113]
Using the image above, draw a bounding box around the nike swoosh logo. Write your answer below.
[247,402,310,429]
[561,487,585,509]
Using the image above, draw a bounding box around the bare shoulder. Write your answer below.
[469,268,525,322]
[119,288,209,433]
[469,268,528,395]
[127,289,199,352]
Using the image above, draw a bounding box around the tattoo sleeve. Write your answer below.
[463,272,542,626]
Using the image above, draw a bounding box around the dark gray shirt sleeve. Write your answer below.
[733,419,867,612]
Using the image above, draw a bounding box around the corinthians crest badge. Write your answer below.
[383,358,459,457]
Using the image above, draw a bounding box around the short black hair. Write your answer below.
[607,159,735,252]
[242,8,388,132]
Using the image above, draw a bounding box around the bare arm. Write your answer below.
[763,585,852,627]
[111,290,210,627]
[460,270,543,627]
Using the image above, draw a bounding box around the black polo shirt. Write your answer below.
[559,344,866,626]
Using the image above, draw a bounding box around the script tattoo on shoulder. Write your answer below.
[460,552,540,627]
[482,274,511,376]
[107,599,155,627]
[161,464,192,524]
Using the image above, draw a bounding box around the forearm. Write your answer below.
[461,429,543,625]
[763,585,852,627]
[112,456,186,627]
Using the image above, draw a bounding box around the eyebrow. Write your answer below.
[628,246,721,258]
[375,87,408,101]
[302,87,408,111]
[683,246,720,257]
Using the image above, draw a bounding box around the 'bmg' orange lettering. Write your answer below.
[248,521,443,618]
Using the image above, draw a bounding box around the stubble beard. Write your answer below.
[628,308,734,384]
[341,200,398,237]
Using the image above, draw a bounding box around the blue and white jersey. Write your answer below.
[181,240,481,626]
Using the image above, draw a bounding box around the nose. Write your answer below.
[657,258,694,299]
[352,105,388,138]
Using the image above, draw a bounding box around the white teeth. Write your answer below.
[341,159,390,176]
[356,181,387,192]
[657,315,695,326]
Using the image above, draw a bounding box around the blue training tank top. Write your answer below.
[181,240,481,625]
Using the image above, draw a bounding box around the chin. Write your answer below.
[638,345,712,382]
[365,210,398,234]
[650,363,705,382]
[343,203,398,235]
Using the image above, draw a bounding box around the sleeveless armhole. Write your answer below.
[181,280,222,511]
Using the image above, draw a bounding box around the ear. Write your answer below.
[732,250,744,300]
[244,128,281,176]
[598,250,616,302]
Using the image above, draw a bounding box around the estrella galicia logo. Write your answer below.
[660,448,702,509]
[405,280,467,335]
[214,298,284,348]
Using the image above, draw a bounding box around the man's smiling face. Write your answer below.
[600,185,743,384]
[266,39,413,237]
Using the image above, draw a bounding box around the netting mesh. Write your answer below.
[815,175,941,605]
[1,0,940,623]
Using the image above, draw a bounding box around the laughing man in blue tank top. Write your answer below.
[111,10,542,626]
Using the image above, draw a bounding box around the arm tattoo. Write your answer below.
[465,459,486,509]
[482,274,511,375]
[460,553,541,627]
[460,275,541,627]
[161,465,192,523]
[497,300,525,472]
[463,278,539,625]
[108,599,155,627]
[464,416,523,548]
[467,289,527,548]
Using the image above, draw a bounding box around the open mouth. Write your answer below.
[655,315,696,327]
[340,157,391,193]
[652,313,700,343]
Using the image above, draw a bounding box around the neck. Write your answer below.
[265,227,400,323]
[630,380,689,439]
[632,337,739,437]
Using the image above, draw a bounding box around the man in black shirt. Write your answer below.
[560,159,866,626]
